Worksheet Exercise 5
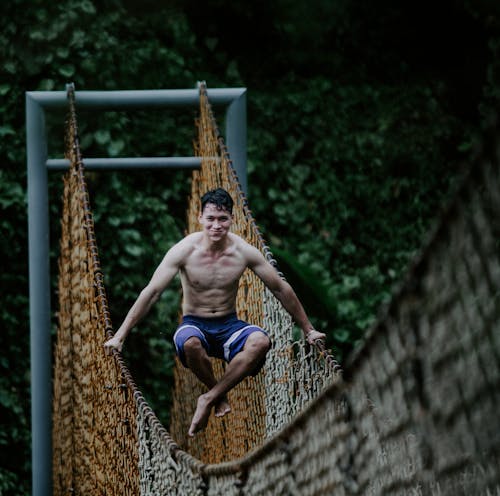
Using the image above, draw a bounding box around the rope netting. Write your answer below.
[53,85,141,494]
[52,83,500,495]
[169,83,340,463]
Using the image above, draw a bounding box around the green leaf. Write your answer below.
[58,64,75,78]
[108,139,125,156]
[4,61,16,74]
[0,181,24,208]
[29,30,46,41]
[108,216,121,227]
[124,244,144,257]
[79,0,96,14]
[94,129,111,145]
[56,47,70,59]
[0,125,15,137]
[37,79,56,91]
[333,328,350,343]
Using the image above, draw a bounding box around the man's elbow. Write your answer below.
[141,285,162,305]
[272,281,293,301]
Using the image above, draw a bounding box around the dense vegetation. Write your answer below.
[1,0,499,493]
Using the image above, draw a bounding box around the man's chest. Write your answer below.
[182,252,246,289]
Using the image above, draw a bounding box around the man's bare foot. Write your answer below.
[214,396,231,418]
[188,394,213,437]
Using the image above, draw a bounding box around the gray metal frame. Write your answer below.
[26,87,247,496]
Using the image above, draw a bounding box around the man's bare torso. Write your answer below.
[179,232,248,317]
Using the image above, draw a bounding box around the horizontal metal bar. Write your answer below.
[46,157,203,170]
[26,88,246,109]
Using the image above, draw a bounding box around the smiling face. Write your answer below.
[198,203,233,242]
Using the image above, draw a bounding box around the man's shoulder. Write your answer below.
[183,232,203,244]
[229,233,262,259]
[228,232,253,250]
[228,232,244,243]
[167,233,201,259]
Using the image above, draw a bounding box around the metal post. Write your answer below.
[26,87,247,496]
[26,93,52,496]
[225,89,247,194]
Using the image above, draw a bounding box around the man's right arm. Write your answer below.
[104,241,186,353]
[245,242,326,344]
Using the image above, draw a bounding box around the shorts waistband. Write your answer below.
[182,312,237,323]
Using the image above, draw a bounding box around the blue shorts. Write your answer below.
[173,313,269,370]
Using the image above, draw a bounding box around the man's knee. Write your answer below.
[245,331,271,356]
[243,332,270,376]
[183,336,206,357]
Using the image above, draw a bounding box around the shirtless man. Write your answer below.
[104,188,326,437]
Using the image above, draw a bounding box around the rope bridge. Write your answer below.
[52,84,500,494]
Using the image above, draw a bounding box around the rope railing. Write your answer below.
[52,83,500,495]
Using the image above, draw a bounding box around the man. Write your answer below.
[104,188,326,437]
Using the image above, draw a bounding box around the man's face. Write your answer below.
[199,203,233,241]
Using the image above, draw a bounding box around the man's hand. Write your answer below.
[104,335,124,355]
[305,328,326,345]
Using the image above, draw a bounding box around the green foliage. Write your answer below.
[247,78,471,358]
[1,0,499,492]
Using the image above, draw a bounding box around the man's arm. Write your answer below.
[104,241,185,353]
[246,244,326,344]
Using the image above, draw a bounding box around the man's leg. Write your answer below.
[188,331,270,437]
[183,337,231,419]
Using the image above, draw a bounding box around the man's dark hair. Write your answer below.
[201,188,234,214]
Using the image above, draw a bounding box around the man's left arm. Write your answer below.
[247,246,326,344]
